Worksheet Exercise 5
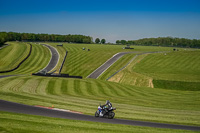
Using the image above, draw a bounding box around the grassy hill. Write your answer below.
[0,42,51,75]
[47,43,173,78]
[0,42,200,132]
[0,76,199,126]
[133,51,200,82]
[108,50,200,90]
[0,42,30,72]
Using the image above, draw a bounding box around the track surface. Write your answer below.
[40,44,59,72]
[87,52,138,79]
[0,75,15,79]
[0,100,199,131]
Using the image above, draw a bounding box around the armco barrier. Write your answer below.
[32,73,82,79]
[0,43,32,73]
[59,50,68,74]
[0,44,9,50]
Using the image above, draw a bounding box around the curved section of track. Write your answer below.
[40,44,59,73]
[0,100,199,131]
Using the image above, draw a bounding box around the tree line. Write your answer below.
[1,32,200,48]
[116,37,200,48]
[0,32,93,45]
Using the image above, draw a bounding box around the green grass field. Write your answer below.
[47,43,173,78]
[0,42,30,72]
[133,51,200,82]
[109,50,200,89]
[0,42,51,75]
[0,76,199,126]
[0,111,197,133]
[0,42,200,132]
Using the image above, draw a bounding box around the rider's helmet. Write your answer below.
[106,100,110,104]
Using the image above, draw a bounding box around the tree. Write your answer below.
[116,40,121,44]
[101,39,106,44]
[0,32,8,45]
[121,40,127,45]
[83,37,92,44]
[95,38,100,44]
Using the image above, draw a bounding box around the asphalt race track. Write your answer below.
[0,100,200,131]
[0,75,15,79]
[87,52,138,79]
[40,44,59,72]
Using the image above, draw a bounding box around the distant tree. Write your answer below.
[95,38,100,44]
[83,37,92,44]
[101,39,106,44]
[0,32,8,45]
[116,40,121,44]
[121,40,127,45]
[127,41,135,45]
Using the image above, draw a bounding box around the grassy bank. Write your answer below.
[0,111,196,133]
[0,42,29,72]
[0,43,51,75]
[133,51,200,82]
[0,76,199,126]
[109,50,200,89]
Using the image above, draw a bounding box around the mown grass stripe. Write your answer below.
[35,78,49,95]
[103,82,122,97]
[79,80,90,96]
[61,79,68,95]
[73,79,83,96]
[20,78,39,94]
[93,80,108,96]
[85,80,94,96]
[67,79,76,96]
[46,79,56,95]
[53,79,62,95]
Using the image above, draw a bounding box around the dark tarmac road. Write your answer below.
[40,44,59,72]
[87,52,138,79]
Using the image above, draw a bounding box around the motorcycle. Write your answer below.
[95,104,116,119]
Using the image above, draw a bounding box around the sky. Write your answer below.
[0,0,200,42]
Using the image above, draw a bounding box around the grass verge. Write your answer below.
[0,111,197,133]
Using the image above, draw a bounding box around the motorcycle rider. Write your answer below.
[101,100,112,114]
